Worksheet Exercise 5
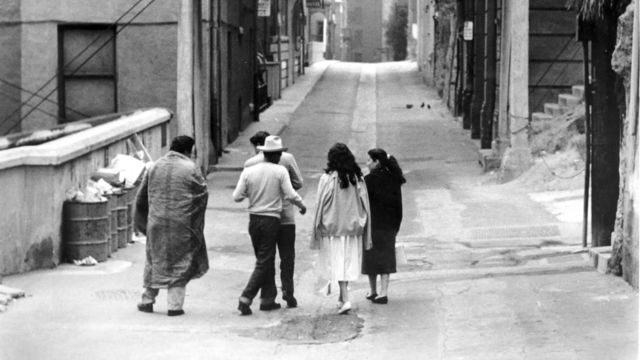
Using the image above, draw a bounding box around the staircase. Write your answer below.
[531,85,585,133]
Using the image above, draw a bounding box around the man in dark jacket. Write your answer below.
[134,135,209,316]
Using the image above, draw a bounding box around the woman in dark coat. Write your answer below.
[362,148,405,304]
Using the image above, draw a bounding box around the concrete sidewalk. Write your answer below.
[213,60,335,171]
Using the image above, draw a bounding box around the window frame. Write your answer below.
[57,23,118,123]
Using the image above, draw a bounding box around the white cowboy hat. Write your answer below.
[257,135,288,152]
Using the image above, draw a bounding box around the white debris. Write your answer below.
[73,256,98,266]
[0,285,26,299]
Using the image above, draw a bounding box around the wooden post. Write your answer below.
[462,0,474,129]
[590,6,621,247]
[470,0,485,139]
[480,0,496,149]
[498,0,531,182]
[494,0,510,155]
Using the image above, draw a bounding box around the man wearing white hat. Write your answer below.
[233,135,307,315]
[245,131,303,308]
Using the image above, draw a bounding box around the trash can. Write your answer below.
[105,194,118,254]
[124,185,139,245]
[115,189,129,249]
[63,200,110,263]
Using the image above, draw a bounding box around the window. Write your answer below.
[354,30,363,48]
[58,24,117,122]
[312,20,324,42]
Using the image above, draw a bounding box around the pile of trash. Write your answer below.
[0,284,26,313]
[66,153,149,203]
[64,136,152,265]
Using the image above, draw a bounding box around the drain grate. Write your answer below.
[244,313,364,344]
[94,289,140,301]
[471,225,560,240]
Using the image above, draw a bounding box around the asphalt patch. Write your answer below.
[242,313,364,344]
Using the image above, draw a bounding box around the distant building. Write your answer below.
[345,0,384,62]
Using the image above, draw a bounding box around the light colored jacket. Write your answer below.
[233,161,304,218]
[311,171,372,250]
[244,152,303,224]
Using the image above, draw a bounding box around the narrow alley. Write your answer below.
[0,62,636,360]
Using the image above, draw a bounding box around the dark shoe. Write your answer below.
[373,296,388,304]
[137,303,153,313]
[259,302,282,311]
[283,295,298,308]
[366,293,378,301]
[238,302,252,316]
[167,309,185,316]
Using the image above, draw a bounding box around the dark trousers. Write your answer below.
[277,224,296,298]
[240,214,279,305]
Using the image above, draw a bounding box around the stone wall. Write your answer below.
[610,0,638,289]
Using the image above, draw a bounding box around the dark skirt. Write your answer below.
[362,229,397,275]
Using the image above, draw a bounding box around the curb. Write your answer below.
[588,246,612,274]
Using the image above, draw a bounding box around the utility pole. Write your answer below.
[494,0,510,156]
[479,0,496,149]
[498,0,531,182]
[470,0,485,139]
[177,0,209,172]
[590,5,621,247]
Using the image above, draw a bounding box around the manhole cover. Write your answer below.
[94,289,140,301]
[243,314,364,344]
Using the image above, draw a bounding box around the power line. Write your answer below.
[0,77,89,119]
[1,0,147,131]
[0,89,61,124]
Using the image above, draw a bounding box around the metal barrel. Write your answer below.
[103,195,112,258]
[106,194,118,253]
[115,190,129,248]
[63,200,110,263]
[124,185,138,246]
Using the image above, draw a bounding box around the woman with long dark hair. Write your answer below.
[311,143,372,314]
[362,148,405,304]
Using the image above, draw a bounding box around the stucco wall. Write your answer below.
[0,0,22,134]
[10,0,178,134]
[0,108,171,275]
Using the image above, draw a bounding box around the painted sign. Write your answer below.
[258,0,271,17]
[463,21,473,41]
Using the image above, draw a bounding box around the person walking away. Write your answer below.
[233,136,307,315]
[134,135,209,316]
[245,131,304,308]
[311,143,371,315]
[362,148,406,304]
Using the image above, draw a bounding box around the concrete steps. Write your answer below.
[544,103,569,116]
[558,93,582,108]
[531,112,553,133]
[572,85,585,100]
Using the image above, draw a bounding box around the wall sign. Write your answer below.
[463,21,473,40]
[258,0,271,17]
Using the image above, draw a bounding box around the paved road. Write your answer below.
[0,62,637,360]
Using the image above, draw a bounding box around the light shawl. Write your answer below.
[134,151,209,288]
[311,171,372,250]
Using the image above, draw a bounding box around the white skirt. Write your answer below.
[319,235,363,282]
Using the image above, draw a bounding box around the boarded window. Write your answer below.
[58,25,116,122]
